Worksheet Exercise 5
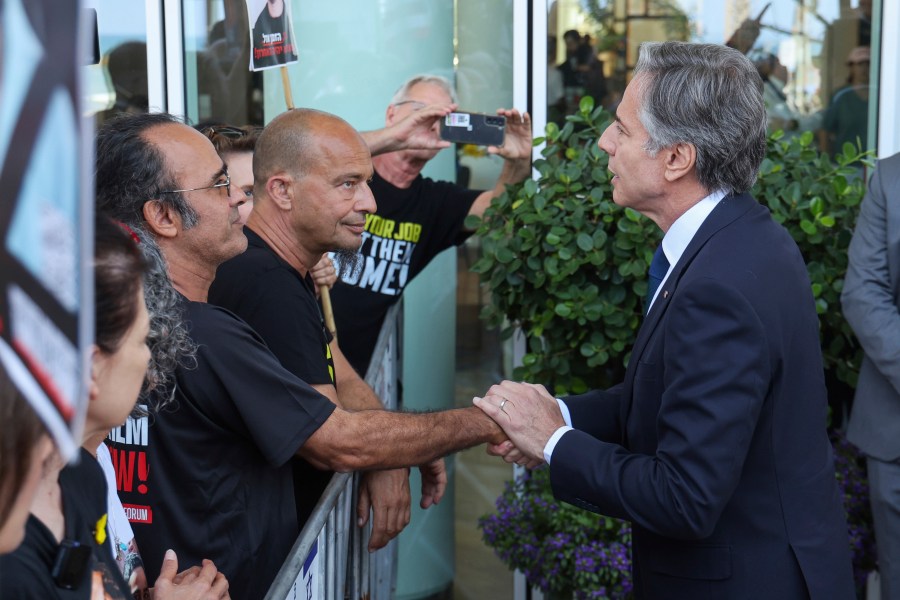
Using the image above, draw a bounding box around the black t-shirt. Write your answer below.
[210,227,336,528]
[329,169,479,374]
[0,449,131,599]
[107,297,335,600]
[252,3,297,69]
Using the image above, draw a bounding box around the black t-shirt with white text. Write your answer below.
[107,297,335,600]
[330,170,479,374]
[210,227,336,528]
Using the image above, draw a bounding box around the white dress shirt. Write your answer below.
[542,189,727,464]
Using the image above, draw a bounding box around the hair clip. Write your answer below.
[116,221,141,245]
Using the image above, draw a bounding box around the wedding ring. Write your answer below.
[499,397,509,414]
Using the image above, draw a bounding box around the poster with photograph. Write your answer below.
[0,0,92,460]
[246,0,299,71]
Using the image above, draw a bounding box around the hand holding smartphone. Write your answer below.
[439,112,506,147]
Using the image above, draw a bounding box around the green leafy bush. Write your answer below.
[754,134,871,388]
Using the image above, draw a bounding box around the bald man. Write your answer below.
[210,107,495,553]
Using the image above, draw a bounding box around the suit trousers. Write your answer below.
[868,456,900,600]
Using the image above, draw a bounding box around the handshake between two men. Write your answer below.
[474,382,563,471]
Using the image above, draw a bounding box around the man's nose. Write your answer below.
[597,126,614,154]
[228,186,245,208]
[357,182,377,214]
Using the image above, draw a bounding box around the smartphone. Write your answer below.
[440,112,506,147]
[52,539,92,589]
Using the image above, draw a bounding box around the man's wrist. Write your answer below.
[543,426,573,464]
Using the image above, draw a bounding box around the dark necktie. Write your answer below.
[645,245,670,314]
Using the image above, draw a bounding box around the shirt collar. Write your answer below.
[660,189,727,268]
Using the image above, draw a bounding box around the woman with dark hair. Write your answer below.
[0,218,230,599]
[0,366,53,554]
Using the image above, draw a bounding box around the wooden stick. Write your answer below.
[280,66,295,109]
[320,286,338,340]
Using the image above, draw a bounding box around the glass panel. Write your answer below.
[181,0,256,126]
[84,0,149,126]
[547,0,881,156]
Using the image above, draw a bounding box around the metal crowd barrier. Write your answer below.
[265,303,402,600]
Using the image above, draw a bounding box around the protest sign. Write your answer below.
[0,0,92,460]
[247,0,299,71]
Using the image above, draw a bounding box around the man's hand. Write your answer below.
[468,109,533,220]
[363,103,457,155]
[357,468,411,552]
[473,381,564,463]
[310,256,337,295]
[153,550,230,599]
[418,459,447,509]
[486,440,544,469]
[487,109,532,163]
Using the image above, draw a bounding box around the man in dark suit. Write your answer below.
[843,151,900,598]
[475,41,854,599]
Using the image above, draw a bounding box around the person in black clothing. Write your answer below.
[330,74,533,375]
[0,218,229,599]
[95,113,506,599]
[210,108,461,550]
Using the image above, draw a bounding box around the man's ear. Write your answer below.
[663,142,696,183]
[142,199,180,239]
[265,175,294,210]
[385,104,398,126]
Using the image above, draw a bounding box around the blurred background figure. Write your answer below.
[819,45,870,158]
[96,41,148,125]
[751,50,821,140]
[547,36,564,126]
[558,29,607,113]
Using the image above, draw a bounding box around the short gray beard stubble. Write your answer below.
[334,249,364,280]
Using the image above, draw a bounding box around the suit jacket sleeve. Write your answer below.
[562,383,624,443]
[550,278,770,540]
[841,155,900,396]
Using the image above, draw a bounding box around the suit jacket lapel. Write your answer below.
[618,193,760,436]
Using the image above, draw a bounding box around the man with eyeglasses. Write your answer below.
[96,113,506,600]
[329,74,533,376]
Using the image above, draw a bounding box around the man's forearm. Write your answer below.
[302,406,505,472]
[360,129,397,156]
[494,155,532,192]
[337,372,384,411]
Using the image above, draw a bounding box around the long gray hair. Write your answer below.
[95,114,198,412]
[634,42,766,195]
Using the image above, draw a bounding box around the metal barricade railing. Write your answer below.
[265,303,402,600]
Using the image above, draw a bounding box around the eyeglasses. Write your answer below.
[201,125,254,139]
[847,60,870,66]
[392,100,426,110]
[159,173,231,197]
